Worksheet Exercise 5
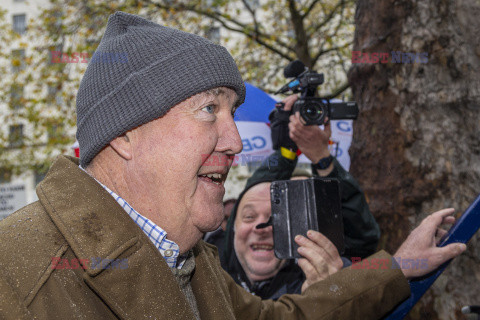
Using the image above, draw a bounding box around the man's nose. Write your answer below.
[254,225,273,237]
[218,116,243,155]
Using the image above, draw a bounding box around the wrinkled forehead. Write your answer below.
[236,183,272,216]
[186,87,240,109]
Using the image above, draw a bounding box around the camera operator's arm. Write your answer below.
[288,111,334,176]
[289,108,380,259]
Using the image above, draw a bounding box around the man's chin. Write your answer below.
[248,265,280,282]
[195,208,224,233]
[197,175,226,200]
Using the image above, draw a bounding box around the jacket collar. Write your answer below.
[37,155,197,319]
[37,155,142,265]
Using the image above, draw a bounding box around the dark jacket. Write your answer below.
[0,155,409,319]
[222,150,380,299]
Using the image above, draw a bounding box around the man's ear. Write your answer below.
[110,134,133,160]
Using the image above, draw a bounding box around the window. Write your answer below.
[10,84,24,110]
[206,26,220,43]
[12,14,26,34]
[9,124,24,147]
[0,169,12,184]
[11,49,25,73]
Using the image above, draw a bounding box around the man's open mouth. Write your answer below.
[251,244,273,251]
[198,173,224,185]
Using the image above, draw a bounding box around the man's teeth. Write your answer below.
[199,174,222,185]
[252,245,273,250]
[206,173,222,179]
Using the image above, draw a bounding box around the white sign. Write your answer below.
[235,121,273,166]
[0,184,27,220]
[235,120,354,171]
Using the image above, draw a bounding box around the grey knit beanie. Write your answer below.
[76,11,245,167]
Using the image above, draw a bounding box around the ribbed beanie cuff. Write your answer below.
[76,11,245,167]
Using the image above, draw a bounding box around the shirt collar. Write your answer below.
[79,165,187,269]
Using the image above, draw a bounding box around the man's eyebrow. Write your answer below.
[204,87,225,98]
[205,88,240,105]
[240,204,256,213]
[196,88,241,112]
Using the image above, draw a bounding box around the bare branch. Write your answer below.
[302,0,322,20]
[287,0,313,66]
[240,0,260,42]
[307,0,345,37]
[149,0,296,56]
[312,41,352,66]
[212,16,294,60]
[335,50,349,76]
[323,81,350,99]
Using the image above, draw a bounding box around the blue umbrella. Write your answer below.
[234,82,277,122]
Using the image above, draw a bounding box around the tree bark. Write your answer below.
[348,0,480,319]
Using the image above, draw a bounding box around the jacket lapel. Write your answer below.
[37,155,195,319]
[191,244,236,320]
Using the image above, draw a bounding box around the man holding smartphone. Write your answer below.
[220,94,381,298]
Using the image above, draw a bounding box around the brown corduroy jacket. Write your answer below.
[0,156,410,319]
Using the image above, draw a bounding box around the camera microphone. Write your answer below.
[274,79,301,94]
[283,60,306,78]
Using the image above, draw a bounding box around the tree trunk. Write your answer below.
[348,0,480,319]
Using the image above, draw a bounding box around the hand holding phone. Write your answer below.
[270,177,345,259]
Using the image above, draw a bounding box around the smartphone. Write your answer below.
[270,177,344,259]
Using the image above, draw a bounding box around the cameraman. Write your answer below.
[282,95,380,259]
[220,95,380,299]
[249,94,379,259]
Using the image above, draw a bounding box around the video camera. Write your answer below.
[274,60,359,125]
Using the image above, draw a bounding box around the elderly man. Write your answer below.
[0,11,466,320]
